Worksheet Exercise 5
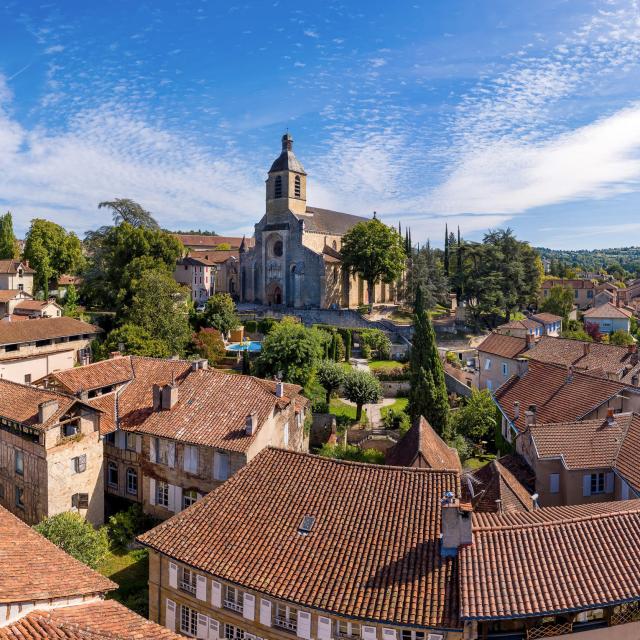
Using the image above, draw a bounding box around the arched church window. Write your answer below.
[273,240,283,257]
[332,240,337,250]
[274,176,282,199]
[294,175,301,198]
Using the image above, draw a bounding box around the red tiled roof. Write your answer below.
[494,361,629,431]
[0,317,100,346]
[0,505,115,604]
[477,333,527,359]
[461,500,640,620]
[541,278,595,289]
[188,249,239,264]
[57,275,83,286]
[47,356,135,394]
[613,416,640,491]
[0,600,182,639]
[498,318,539,331]
[0,260,34,274]
[583,302,633,319]
[139,448,462,629]
[174,234,254,249]
[14,300,60,312]
[86,393,117,435]
[0,290,22,303]
[530,312,562,324]
[386,416,461,470]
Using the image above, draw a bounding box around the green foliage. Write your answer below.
[406,240,449,309]
[24,219,84,298]
[408,287,450,436]
[371,362,409,381]
[0,211,19,259]
[125,269,191,355]
[342,369,382,421]
[537,245,640,280]
[204,293,239,335]
[255,317,324,386]
[316,360,346,404]
[450,388,496,442]
[609,329,635,346]
[98,199,159,229]
[107,504,154,549]
[34,512,109,569]
[381,407,411,433]
[341,218,406,309]
[359,329,391,360]
[317,443,385,464]
[450,433,473,463]
[244,320,258,333]
[104,323,170,358]
[63,284,80,317]
[561,327,593,342]
[192,328,227,364]
[540,285,574,321]
[341,329,352,361]
[257,317,278,335]
[216,242,231,250]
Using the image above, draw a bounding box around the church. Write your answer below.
[240,134,396,309]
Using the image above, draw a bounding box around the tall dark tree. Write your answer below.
[407,286,449,435]
[444,223,449,276]
[0,212,19,259]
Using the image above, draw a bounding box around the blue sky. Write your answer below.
[1,0,640,249]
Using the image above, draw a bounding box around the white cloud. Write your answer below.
[303,30,319,38]
[44,44,65,54]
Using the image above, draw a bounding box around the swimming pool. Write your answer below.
[226,341,262,353]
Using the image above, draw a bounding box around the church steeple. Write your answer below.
[266,133,307,216]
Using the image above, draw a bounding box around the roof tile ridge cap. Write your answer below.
[612,413,640,466]
[36,609,123,640]
[474,504,640,532]
[0,376,75,401]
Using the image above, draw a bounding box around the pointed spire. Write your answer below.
[239,235,247,253]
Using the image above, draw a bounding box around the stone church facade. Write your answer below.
[240,134,395,308]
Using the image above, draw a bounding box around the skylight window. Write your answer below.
[298,515,315,534]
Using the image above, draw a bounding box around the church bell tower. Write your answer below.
[266,133,307,217]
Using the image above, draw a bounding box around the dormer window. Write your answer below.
[274,176,282,199]
[294,175,301,198]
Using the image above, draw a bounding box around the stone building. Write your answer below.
[0,259,35,295]
[0,379,104,526]
[240,134,393,309]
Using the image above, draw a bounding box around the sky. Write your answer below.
[1,0,640,249]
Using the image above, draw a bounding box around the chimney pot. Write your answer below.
[606,407,616,425]
[513,401,520,420]
[275,381,284,398]
[152,384,162,410]
[38,399,59,424]
[583,342,590,356]
[161,383,178,410]
[109,351,121,359]
[440,496,473,557]
[245,412,258,435]
[566,365,574,382]
[524,404,537,428]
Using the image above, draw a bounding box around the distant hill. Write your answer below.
[536,246,640,278]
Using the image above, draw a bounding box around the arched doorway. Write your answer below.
[266,282,283,305]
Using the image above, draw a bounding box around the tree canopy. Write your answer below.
[192,328,227,364]
[103,323,171,358]
[540,285,574,321]
[204,293,239,336]
[98,199,160,229]
[450,388,496,442]
[342,369,382,421]
[340,218,406,309]
[0,211,19,259]
[316,360,346,404]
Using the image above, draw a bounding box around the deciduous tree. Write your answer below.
[204,293,239,336]
[342,369,382,422]
[316,360,346,404]
[450,388,496,442]
[540,285,574,321]
[104,323,170,358]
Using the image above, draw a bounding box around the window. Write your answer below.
[274,604,297,632]
[15,450,23,476]
[24,374,31,384]
[62,423,79,438]
[72,493,89,509]
[590,473,606,494]
[17,283,23,291]
[224,624,246,640]
[574,289,579,298]
[154,438,174,467]
[274,175,282,199]
[294,175,301,198]
[336,621,361,638]
[484,358,492,370]
[284,422,289,447]
[179,567,197,595]
[107,461,118,488]
[125,433,137,452]
[105,432,115,445]
[184,445,199,474]
[549,473,560,494]
[73,454,87,474]
[156,481,170,507]
[180,604,198,636]
[223,585,244,613]
[126,468,138,495]
[183,489,198,510]
[214,451,230,481]
[486,380,493,391]
[15,486,24,508]
[273,240,283,257]
[502,363,508,377]
[402,632,426,640]
[587,290,594,298]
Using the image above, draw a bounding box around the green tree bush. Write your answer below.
[359,329,391,360]
[609,329,635,346]
[450,388,496,442]
[317,443,384,464]
[204,293,239,336]
[316,360,346,404]
[0,211,19,259]
[192,328,227,364]
[104,324,170,358]
[540,285,574,321]
[342,369,382,422]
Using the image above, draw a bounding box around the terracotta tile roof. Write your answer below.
[584,302,633,319]
[0,600,183,639]
[494,361,630,431]
[47,356,135,394]
[527,412,634,469]
[188,249,239,264]
[386,416,461,470]
[0,259,34,274]
[57,275,83,286]
[123,369,302,452]
[0,317,100,346]
[0,289,21,303]
[0,505,115,604]
[461,500,640,620]
[14,300,60,312]
[613,415,640,491]
[139,448,462,629]
[477,333,527,359]
[86,393,117,435]
[174,234,253,249]
[541,278,595,289]
[463,456,534,513]
[530,312,562,324]
[498,318,539,331]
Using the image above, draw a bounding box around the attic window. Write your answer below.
[298,515,315,534]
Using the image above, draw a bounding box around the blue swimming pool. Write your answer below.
[226,341,262,353]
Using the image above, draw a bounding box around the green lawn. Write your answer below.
[380,397,408,419]
[368,360,401,370]
[463,454,496,470]
[329,398,367,423]
[98,548,149,617]
[389,309,414,324]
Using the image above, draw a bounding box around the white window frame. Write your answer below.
[156,480,170,508]
[401,631,427,640]
[336,620,361,639]
[15,450,23,476]
[223,585,244,614]
[484,358,492,370]
[126,468,138,495]
[284,422,290,447]
[179,567,198,596]
[274,604,297,632]
[183,488,198,510]
[125,432,137,452]
[184,445,199,474]
[224,623,246,640]
[107,461,118,488]
[180,603,198,636]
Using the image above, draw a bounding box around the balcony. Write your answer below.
[274,617,297,633]
[179,580,197,595]
[224,599,244,614]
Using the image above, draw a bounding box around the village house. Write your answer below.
[0,503,182,638]
[0,316,99,384]
[540,278,596,309]
[174,250,240,303]
[12,298,63,319]
[0,379,104,526]
[0,289,33,317]
[41,354,309,519]
[583,301,633,334]
[476,332,529,391]
[0,259,35,295]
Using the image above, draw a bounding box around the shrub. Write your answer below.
[258,317,278,335]
[360,329,391,360]
[382,407,411,433]
[372,363,410,381]
[244,320,258,333]
[107,504,154,549]
[318,443,384,464]
[341,329,352,361]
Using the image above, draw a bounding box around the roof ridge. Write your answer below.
[0,376,76,401]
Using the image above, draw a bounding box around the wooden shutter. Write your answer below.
[317,616,332,640]
[171,485,183,513]
[363,626,377,640]
[168,441,176,468]
[605,472,615,494]
[149,478,156,505]
[583,474,592,496]
[297,611,311,639]
[382,629,397,640]
[243,593,255,620]
[150,438,157,463]
[165,598,176,631]
[197,613,209,639]
[196,574,207,601]
[213,451,221,480]
[168,561,178,589]
[211,580,222,608]
[259,598,272,627]
[116,430,126,449]
[208,618,220,640]
[135,434,142,454]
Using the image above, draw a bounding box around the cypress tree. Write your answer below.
[0,212,18,259]
[408,286,449,436]
[444,223,449,276]
[344,330,352,361]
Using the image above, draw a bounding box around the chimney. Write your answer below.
[524,404,536,428]
[161,384,178,410]
[515,358,529,377]
[191,358,209,371]
[152,384,162,410]
[525,333,535,349]
[513,401,520,421]
[440,493,473,557]
[583,342,590,356]
[606,407,616,426]
[632,373,639,387]
[275,381,284,398]
[245,412,258,435]
[628,344,637,355]
[109,351,121,359]
[566,365,574,383]
[38,399,59,424]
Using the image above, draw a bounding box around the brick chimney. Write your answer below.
[513,401,520,421]
[525,333,535,349]
[245,412,258,435]
[515,358,529,377]
[524,404,536,428]
[275,381,284,398]
[583,342,590,356]
[606,407,616,426]
[38,399,59,424]
[566,365,574,383]
[191,358,209,371]
[152,384,162,410]
[440,493,472,557]
[161,384,178,410]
